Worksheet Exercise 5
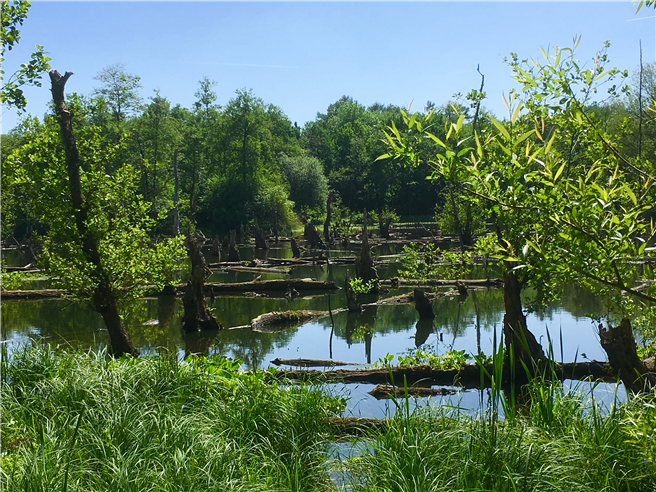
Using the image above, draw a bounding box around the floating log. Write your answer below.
[223,266,291,275]
[3,264,41,273]
[368,384,457,400]
[380,278,503,288]
[205,278,337,294]
[272,361,617,388]
[271,357,361,367]
[1,289,67,300]
[251,310,325,332]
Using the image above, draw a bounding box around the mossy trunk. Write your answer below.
[182,237,222,333]
[355,209,379,289]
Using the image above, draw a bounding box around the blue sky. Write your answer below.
[1,1,654,131]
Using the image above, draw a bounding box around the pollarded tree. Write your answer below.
[6,70,183,357]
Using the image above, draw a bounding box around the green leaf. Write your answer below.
[489,116,510,141]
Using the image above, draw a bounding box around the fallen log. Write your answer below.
[3,264,41,273]
[1,289,66,300]
[223,266,291,275]
[380,278,503,288]
[368,384,457,399]
[204,278,337,294]
[251,310,325,333]
[271,357,362,367]
[272,361,617,388]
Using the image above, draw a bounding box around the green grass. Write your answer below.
[343,380,656,492]
[3,345,656,491]
[1,345,344,491]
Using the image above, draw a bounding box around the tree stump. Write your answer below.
[413,288,435,319]
[253,224,268,250]
[212,238,221,260]
[291,238,301,258]
[304,222,325,249]
[355,209,379,290]
[599,318,655,392]
[345,271,362,313]
[182,237,222,333]
[228,230,240,262]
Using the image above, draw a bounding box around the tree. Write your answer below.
[0,0,51,111]
[6,70,183,357]
[384,41,656,383]
[93,63,142,123]
[278,153,328,212]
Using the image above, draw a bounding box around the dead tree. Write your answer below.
[253,224,268,250]
[291,238,301,258]
[354,209,379,289]
[228,230,240,262]
[324,191,334,247]
[304,222,325,249]
[50,70,138,358]
[599,318,656,392]
[182,236,222,333]
[172,149,180,236]
[413,288,435,319]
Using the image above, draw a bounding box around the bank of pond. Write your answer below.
[2,345,655,491]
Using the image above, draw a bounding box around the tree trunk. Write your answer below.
[324,192,334,247]
[599,318,655,392]
[503,270,544,380]
[228,230,240,262]
[291,238,301,258]
[413,288,435,319]
[354,209,379,289]
[253,224,268,249]
[172,149,180,236]
[182,236,222,333]
[50,70,138,358]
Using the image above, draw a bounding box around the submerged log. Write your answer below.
[380,278,504,288]
[271,357,361,367]
[250,310,324,332]
[1,289,67,299]
[368,384,457,400]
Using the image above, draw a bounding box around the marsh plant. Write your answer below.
[1,345,344,492]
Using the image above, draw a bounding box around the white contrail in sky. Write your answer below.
[627,15,655,21]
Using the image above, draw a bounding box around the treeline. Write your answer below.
[2,67,434,242]
[2,61,653,243]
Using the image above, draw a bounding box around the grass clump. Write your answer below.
[345,379,656,492]
[1,344,345,491]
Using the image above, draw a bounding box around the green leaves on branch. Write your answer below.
[1,1,51,111]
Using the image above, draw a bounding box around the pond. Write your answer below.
[1,238,621,417]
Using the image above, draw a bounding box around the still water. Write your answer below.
[1,240,621,417]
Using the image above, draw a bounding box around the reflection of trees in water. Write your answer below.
[432,290,504,343]
[210,326,298,370]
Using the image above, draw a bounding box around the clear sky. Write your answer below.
[1,1,654,132]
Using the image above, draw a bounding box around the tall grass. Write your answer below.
[345,335,656,492]
[1,344,343,491]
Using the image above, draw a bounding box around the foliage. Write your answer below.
[93,63,142,123]
[0,271,47,290]
[278,153,329,212]
[374,348,484,370]
[348,277,379,295]
[400,243,476,281]
[384,41,656,314]
[5,113,184,301]
[1,345,344,491]
[0,0,51,111]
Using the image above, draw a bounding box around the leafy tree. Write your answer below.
[6,71,183,357]
[93,63,142,123]
[384,41,655,377]
[278,153,328,212]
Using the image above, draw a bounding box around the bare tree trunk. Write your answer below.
[50,70,138,358]
[324,192,334,247]
[182,236,222,333]
[355,209,379,288]
[172,149,180,236]
[503,270,544,380]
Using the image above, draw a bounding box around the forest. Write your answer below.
[2,1,656,490]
